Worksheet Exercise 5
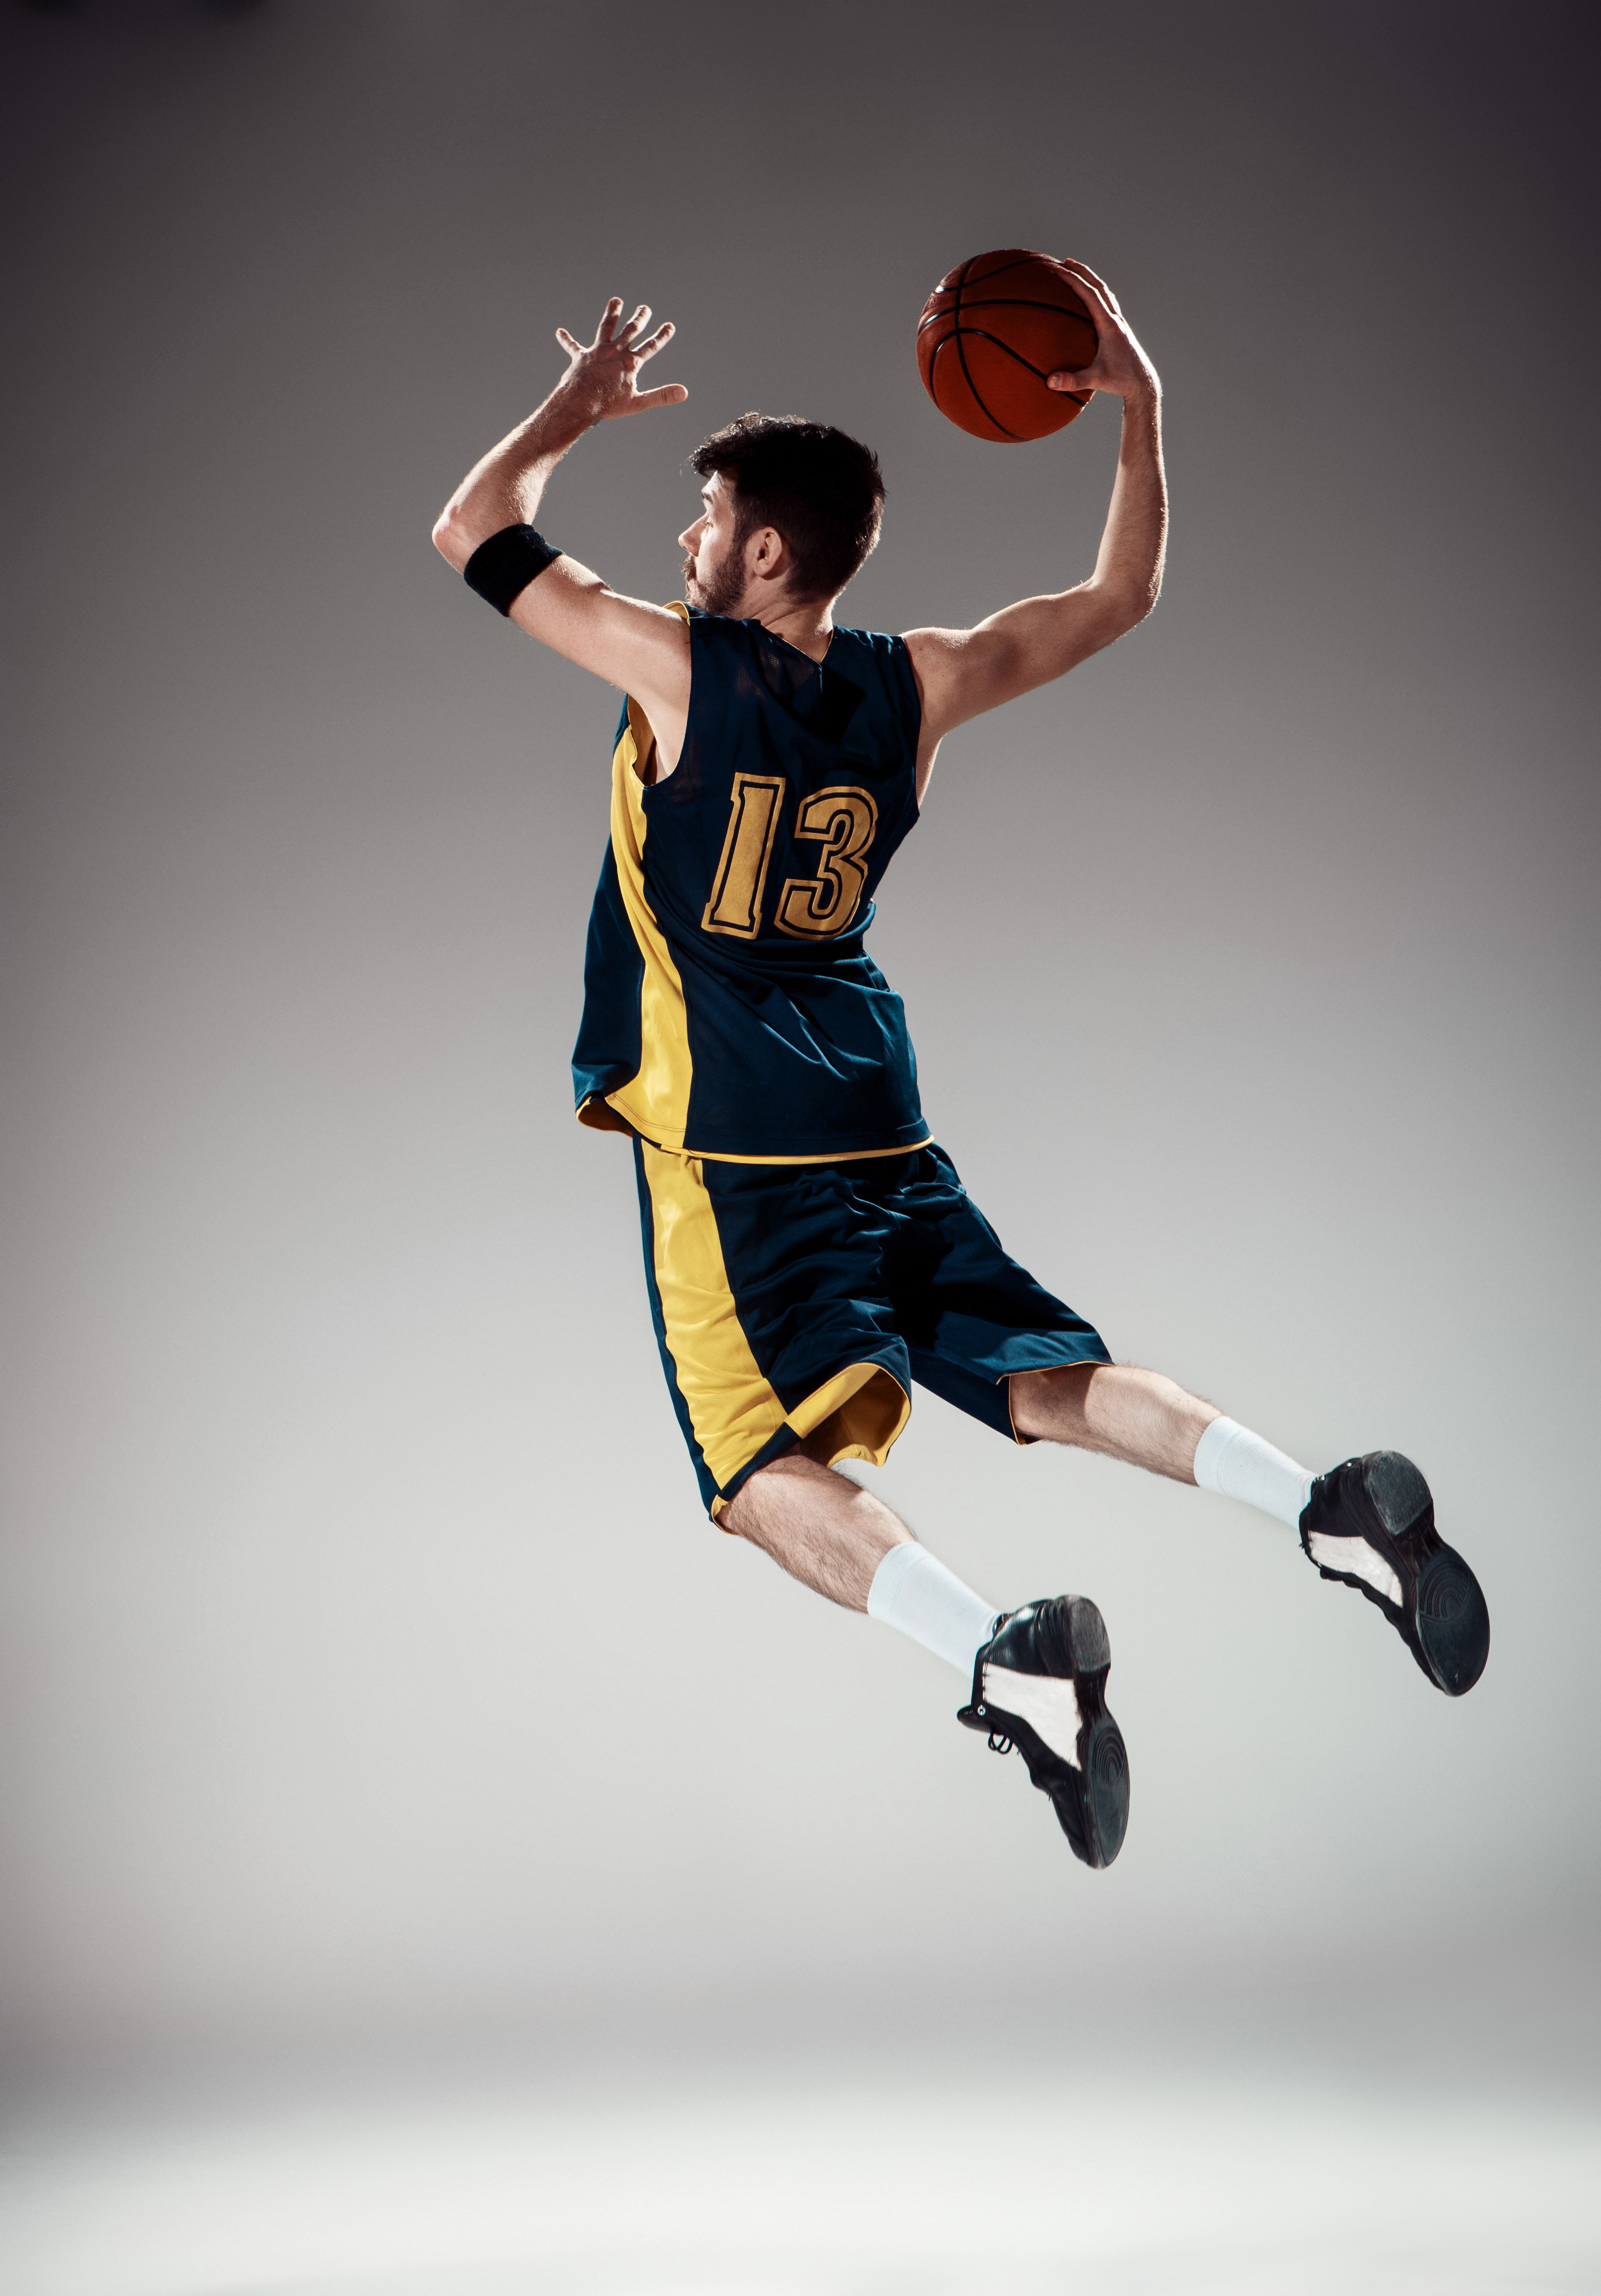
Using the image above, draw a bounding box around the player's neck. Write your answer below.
[749,593,835,663]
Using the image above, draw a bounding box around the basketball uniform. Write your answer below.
[574,605,1108,1516]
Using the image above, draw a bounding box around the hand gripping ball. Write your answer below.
[917,248,1098,442]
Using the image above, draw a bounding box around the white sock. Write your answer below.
[1192,1416,1316,1528]
[867,1542,999,1676]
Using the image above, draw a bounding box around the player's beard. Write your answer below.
[684,540,749,619]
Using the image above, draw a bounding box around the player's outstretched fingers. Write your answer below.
[619,303,653,344]
[1059,255,1120,314]
[628,380,690,410]
[1047,264,1117,398]
[621,320,685,407]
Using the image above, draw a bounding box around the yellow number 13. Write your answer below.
[703,779,879,941]
[776,787,879,938]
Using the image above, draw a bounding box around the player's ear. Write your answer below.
[746,524,788,583]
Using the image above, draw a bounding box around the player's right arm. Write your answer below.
[431,298,693,763]
[902,260,1166,801]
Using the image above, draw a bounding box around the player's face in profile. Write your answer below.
[678,473,747,617]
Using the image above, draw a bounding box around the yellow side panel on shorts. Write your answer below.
[641,1142,789,1492]
[643,1146,915,1516]
[790,1361,910,1462]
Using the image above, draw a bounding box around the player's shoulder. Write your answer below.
[693,615,914,688]
[689,616,916,731]
[831,622,910,663]
[682,606,757,660]
[828,625,919,709]
[833,626,920,719]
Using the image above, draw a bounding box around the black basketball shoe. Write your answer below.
[958,1596,1129,1868]
[1299,1451,1489,1696]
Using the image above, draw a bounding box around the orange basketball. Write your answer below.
[916,248,1098,442]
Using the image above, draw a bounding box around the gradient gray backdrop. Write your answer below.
[2,0,1596,2112]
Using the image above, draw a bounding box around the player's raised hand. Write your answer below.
[551,296,688,424]
[1046,262,1159,402]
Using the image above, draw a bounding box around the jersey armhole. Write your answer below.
[624,695,659,784]
[627,599,693,787]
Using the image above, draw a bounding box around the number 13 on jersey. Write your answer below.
[702,774,880,942]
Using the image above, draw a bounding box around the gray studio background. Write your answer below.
[2,0,1596,2123]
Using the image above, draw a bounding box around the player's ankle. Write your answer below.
[867,1542,998,1676]
[1192,1416,1316,1528]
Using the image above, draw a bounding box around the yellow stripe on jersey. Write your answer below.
[587,602,932,1166]
[602,687,694,1150]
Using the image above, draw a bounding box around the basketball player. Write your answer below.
[432,263,1488,1869]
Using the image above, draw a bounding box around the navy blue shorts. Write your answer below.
[631,1139,1110,1519]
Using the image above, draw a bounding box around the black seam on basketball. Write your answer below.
[920,257,1080,341]
[968,330,1055,384]
[951,335,1020,439]
[960,328,1089,395]
[941,297,1093,319]
[962,254,1060,288]
[929,332,1017,439]
[948,260,1022,438]
[924,320,1091,390]
[945,264,1019,438]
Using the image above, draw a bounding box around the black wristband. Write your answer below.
[462,524,563,615]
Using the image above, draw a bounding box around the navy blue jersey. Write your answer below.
[572,607,930,1160]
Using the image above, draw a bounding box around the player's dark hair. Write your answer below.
[689,414,885,602]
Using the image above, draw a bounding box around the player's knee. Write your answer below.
[722,1447,824,1535]
[1010,1362,1097,1440]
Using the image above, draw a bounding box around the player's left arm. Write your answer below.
[903,260,1166,796]
[431,300,695,761]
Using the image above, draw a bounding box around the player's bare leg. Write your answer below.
[1013,1362,1489,1696]
[722,1448,910,1611]
[724,1367,1223,1609]
[726,1444,1129,1869]
[1009,1362,1216,1480]
[728,1356,1487,1870]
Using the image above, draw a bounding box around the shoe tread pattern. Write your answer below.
[959,1596,1129,1868]
[1301,1451,1489,1696]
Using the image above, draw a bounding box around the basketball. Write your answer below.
[916,249,1099,443]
